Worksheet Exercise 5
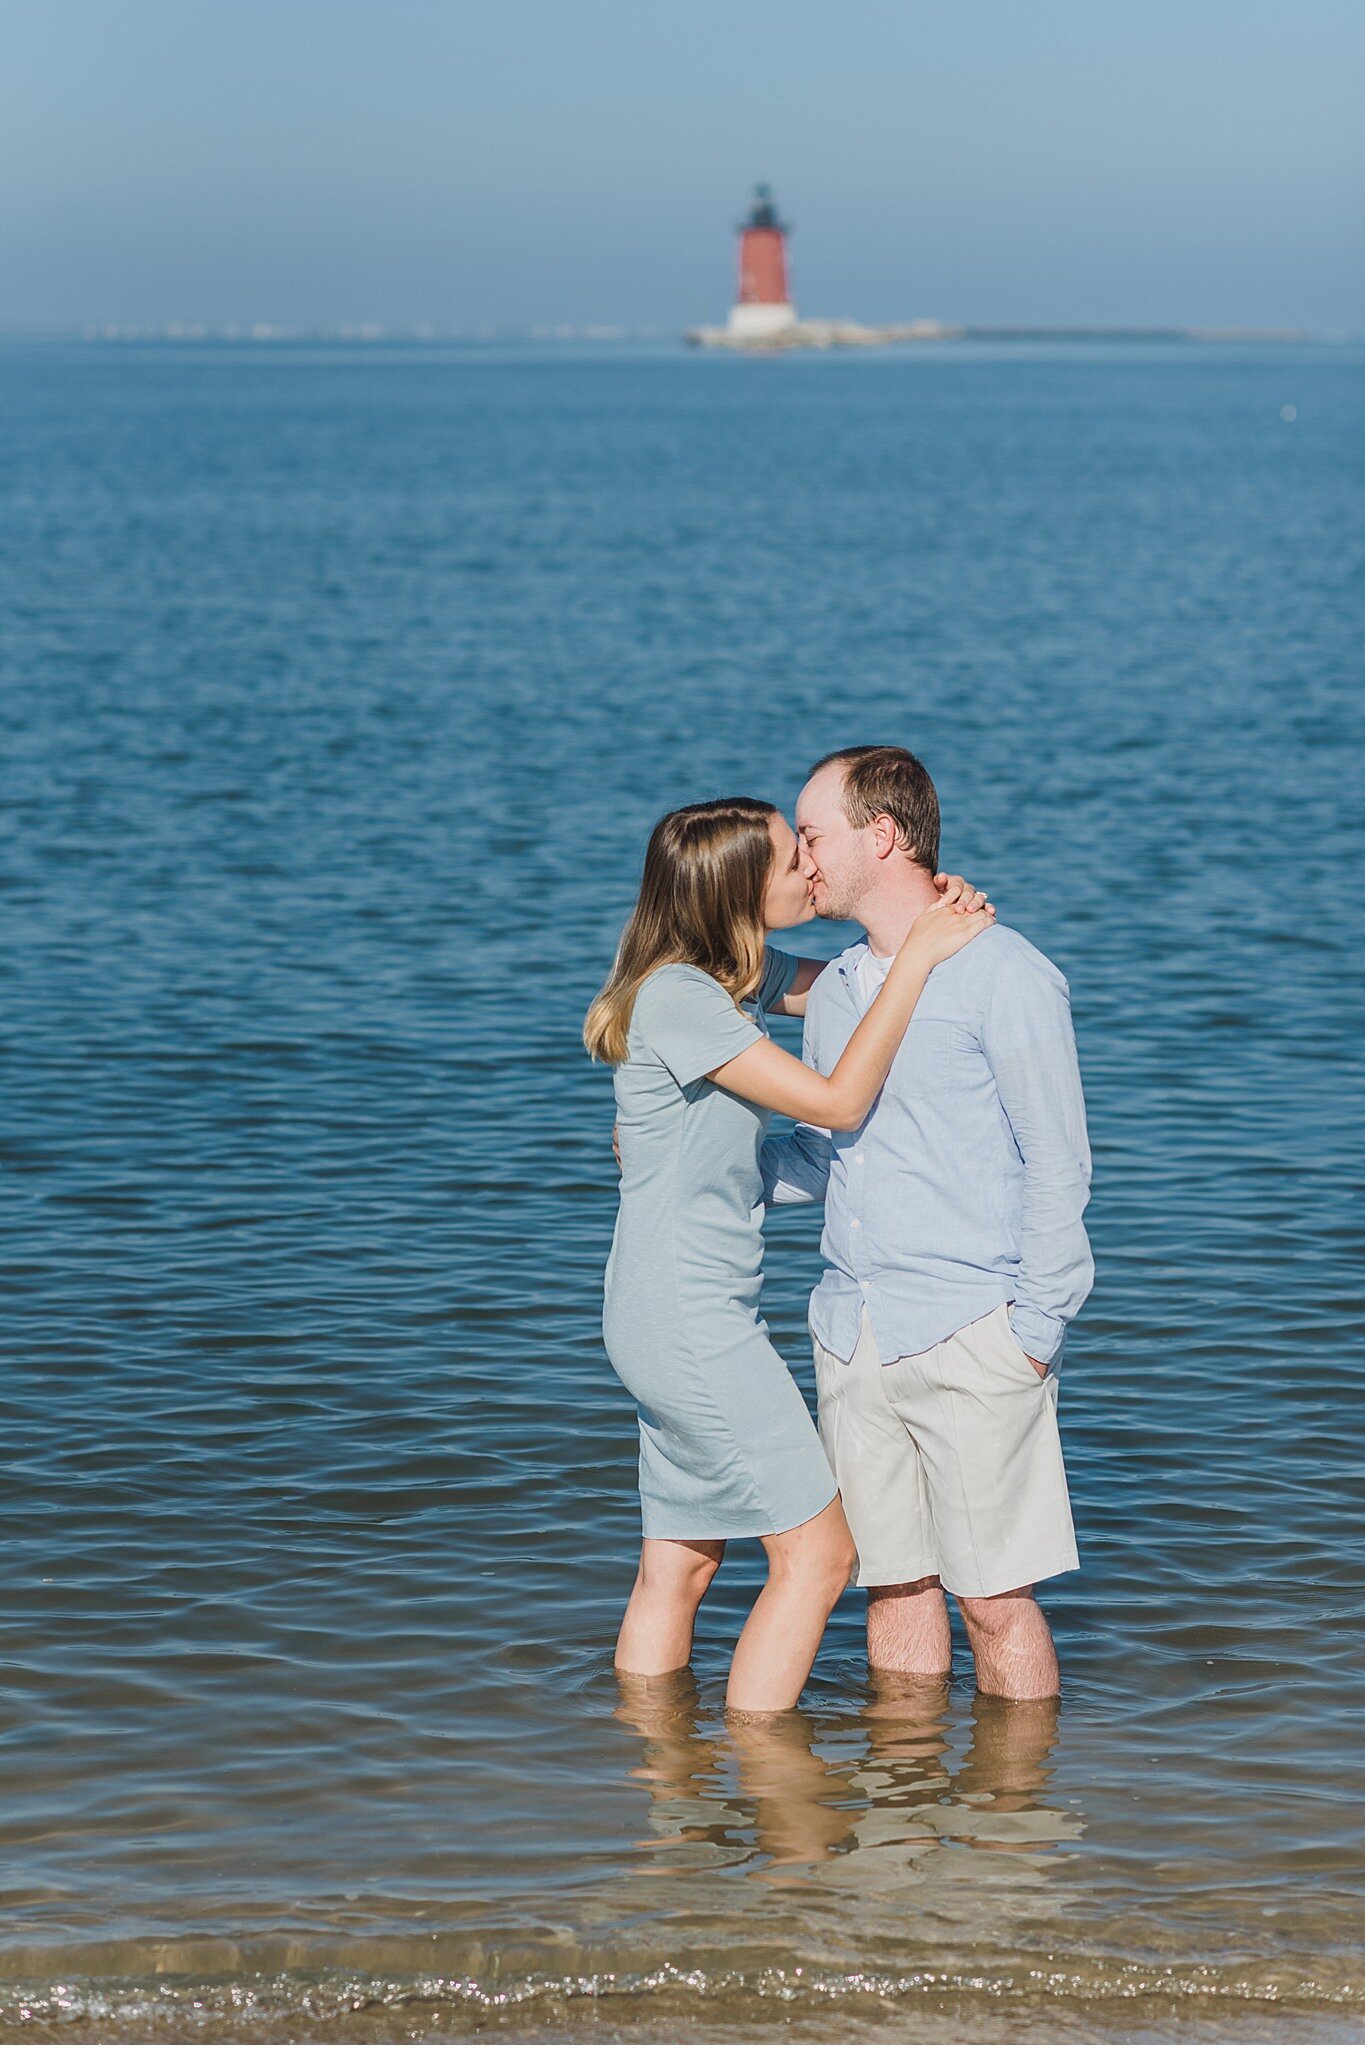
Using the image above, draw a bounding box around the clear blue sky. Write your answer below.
[1,0,1360,332]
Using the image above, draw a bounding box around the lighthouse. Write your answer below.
[727,185,797,341]
[685,183,951,349]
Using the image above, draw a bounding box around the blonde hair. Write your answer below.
[584,797,777,1065]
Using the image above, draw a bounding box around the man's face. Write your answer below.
[796,764,875,922]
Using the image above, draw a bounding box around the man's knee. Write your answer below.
[866,1575,951,1681]
[957,1585,1038,1634]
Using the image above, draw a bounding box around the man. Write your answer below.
[761,746,1093,1700]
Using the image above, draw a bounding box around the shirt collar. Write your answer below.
[833,940,871,1009]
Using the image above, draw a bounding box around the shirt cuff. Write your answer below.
[1008,1304,1066,1368]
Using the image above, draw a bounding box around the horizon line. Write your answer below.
[0,321,1350,348]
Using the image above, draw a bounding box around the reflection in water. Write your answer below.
[615,1672,1082,1892]
[614,1670,730,1854]
[851,1684,1080,1890]
[862,1670,955,1772]
[728,1711,859,1873]
[954,1694,1072,1850]
[614,1672,856,1873]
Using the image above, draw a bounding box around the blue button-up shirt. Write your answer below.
[760,923,1093,1367]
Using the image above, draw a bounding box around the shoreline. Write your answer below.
[1,1955,1359,2045]
[0,1894,1360,2044]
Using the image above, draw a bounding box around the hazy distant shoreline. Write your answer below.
[0,322,1348,348]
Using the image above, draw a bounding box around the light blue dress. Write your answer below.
[603,948,838,1541]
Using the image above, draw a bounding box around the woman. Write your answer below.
[585,797,992,1714]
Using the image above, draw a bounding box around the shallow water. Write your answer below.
[0,338,1361,2041]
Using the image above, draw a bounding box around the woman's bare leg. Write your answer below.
[615,1537,725,1676]
[726,1497,856,1715]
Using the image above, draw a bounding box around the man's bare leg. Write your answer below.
[866,1575,953,1680]
[956,1584,1059,1700]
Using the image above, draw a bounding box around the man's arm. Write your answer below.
[759,1001,832,1205]
[981,956,1094,1368]
[760,1119,833,1205]
[771,955,828,1019]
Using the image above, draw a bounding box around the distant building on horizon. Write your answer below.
[726,185,798,341]
[687,184,1307,353]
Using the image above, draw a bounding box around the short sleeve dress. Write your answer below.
[603,947,838,1541]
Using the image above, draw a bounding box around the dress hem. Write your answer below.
[641,1478,839,1546]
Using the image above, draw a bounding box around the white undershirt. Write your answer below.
[855,949,895,1005]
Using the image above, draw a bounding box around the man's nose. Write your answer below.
[799,843,818,880]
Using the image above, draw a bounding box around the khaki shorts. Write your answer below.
[812,1304,1079,1599]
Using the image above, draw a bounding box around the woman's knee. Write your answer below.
[822,1518,859,1588]
[803,1545,857,1606]
[766,1511,857,1601]
[637,1539,724,1598]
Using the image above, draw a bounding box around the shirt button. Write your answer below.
[851,1218,861,1229]
[854,1153,864,1165]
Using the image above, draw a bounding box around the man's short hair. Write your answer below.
[809,745,941,875]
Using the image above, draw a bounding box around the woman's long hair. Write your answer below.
[584,797,777,1065]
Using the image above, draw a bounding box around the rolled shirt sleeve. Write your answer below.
[979,958,1094,1366]
[761,1122,833,1205]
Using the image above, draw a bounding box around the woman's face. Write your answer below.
[762,812,817,930]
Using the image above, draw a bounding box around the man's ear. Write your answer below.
[870,813,901,862]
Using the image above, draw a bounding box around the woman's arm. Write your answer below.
[772,873,992,1017]
[713,898,994,1128]
[772,955,828,1019]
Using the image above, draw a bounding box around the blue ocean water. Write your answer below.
[0,339,1361,2041]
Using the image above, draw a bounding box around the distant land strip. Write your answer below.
[0,321,1314,348]
[684,319,1310,350]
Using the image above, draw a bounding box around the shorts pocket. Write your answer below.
[990,1306,1051,1385]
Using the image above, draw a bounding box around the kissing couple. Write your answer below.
[585,746,1093,1715]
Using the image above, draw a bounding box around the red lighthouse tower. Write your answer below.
[728,184,797,340]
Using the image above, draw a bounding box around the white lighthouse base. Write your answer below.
[726,301,798,340]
